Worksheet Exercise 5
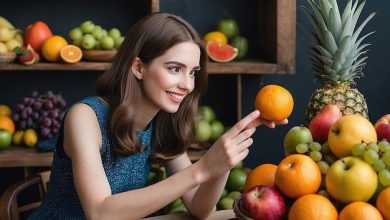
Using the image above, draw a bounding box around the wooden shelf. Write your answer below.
[0,146,206,168]
[0,60,293,74]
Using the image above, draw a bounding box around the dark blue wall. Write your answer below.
[0,0,389,179]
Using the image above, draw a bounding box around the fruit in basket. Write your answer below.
[194,119,211,143]
[339,201,382,220]
[41,35,68,62]
[376,186,390,219]
[283,126,313,154]
[0,27,18,42]
[230,35,248,60]
[68,27,83,41]
[198,105,216,122]
[108,28,121,40]
[81,34,96,50]
[25,21,53,54]
[326,156,378,203]
[309,104,342,143]
[0,115,15,134]
[244,163,277,192]
[240,185,285,220]
[0,16,15,29]
[288,194,338,220]
[217,18,239,39]
[227,168,247,191]
[255,84,294,122]
[80,21,95,34]
[60,45,82,64]
[100,35,115,50]
[0,129,12,149]
[302,0,375,125]
[275,154,321,199]
[209,120,224,142]
[206,41,237,63]
[12,130,24,145]
[23,128,38,148]
[0,42,7,53]
[375,114,390,141]
[328,114,377,158]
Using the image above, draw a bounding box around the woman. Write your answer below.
[29,12,287,219]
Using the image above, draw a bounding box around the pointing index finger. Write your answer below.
[225,110,260,137]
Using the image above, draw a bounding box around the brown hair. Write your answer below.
[95,12,208,160]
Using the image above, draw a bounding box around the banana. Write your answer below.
[0,16,15,29]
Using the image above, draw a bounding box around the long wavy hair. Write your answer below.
[95,12,208,160]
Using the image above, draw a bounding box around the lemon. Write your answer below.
[12,130,24,145]
[23,129,38,148]
[0,104,12,117]
[203,31,227,45]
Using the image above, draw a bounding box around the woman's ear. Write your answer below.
[131,57,144,80]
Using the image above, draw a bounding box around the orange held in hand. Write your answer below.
[243,163,277,192]
[255,84,293,121]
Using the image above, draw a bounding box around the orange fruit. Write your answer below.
[376,186,390,219]
[274,154,321,199]
[0,104,12,117]
[0,115,15,134]
[60,45,82,63]
[288,194,338,220]
[41,35,68,62]
[203,31,228,45]
[255,84,294,122]
[243,163,277,192]
[340,201,382,220]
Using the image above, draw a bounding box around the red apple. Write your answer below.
[309,104,342,143]
[240,185,286,220]
[375,114,390,141]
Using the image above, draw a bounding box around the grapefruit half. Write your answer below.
[206,41,238,63]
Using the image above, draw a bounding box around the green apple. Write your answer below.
[194,119,211,143]
[217,18,239,39]
[210,120,224,141]
[108,28,121,40]
[284,126,313,154]
[100,35,115,50]
[68,27,83,41]
[220,188,228,199]
[326,156,378,203]
[219,197,234,210]
[81,34,96,50]
[227,168,247,191]
[114,36,125,49]
[0,129,12,149]
[80,21,95,34]
[91,25,104,40]
[227,191,241,200]
[198,105,216,122]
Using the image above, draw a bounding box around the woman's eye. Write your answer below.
[189,70,197,77]
[168,66,180,73]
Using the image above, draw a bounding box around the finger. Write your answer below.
[231,127,256,145]
[235,138,254,153]
[225,110,260,137]
[276,119,289,125]
[234,149,250,164]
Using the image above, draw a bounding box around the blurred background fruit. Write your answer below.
[0,104,12,117]
[41,35,68,62]
[206,41,238,63]
[0,16,23,57]
[230,35,248,60]
[24,21,52,54]
[60,45,82,63]
[0,115,15,134]
[203,31,227,45]
[23,128,38,148]
[0,129,12,149]
[217,18,239,40]
[193,105,226,145]
[227,168,247,192]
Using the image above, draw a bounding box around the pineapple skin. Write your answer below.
[305,85,368,125]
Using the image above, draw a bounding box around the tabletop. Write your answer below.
[143,210,236,220]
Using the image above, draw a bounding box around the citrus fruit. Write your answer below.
[23,128,38,148]
[217,18,240,39]
[288,194,338,220]
[376,186,390,219]
[255,84,294,122]
[60,45,82,63]
[339,201,382,220]
[0,104,12,117]
[274,154,321,199]
[243,163,277,192]
[227,168,247,191]
[41,35,68,62]
[0,115,15,134]
[12,130,24,145]
[206,41,238,63]
[230,35,248,59]
[203,31,228,45]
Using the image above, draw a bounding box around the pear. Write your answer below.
[0,16,15,29]
[0,27,16,42]
[0,42,7,53]
[14,32,23,45]
[5,38,21,52]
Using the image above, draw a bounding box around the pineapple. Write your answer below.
[301,0,376,125]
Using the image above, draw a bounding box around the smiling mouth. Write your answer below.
[166,91,185,103]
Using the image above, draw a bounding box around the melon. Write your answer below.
[206,41,238,63]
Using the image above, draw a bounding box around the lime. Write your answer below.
[194,119,211,143]
[227,168,247,191]
[217,18,239,39]
[210,120,224,141]
[230,35,248,59]
[198,105,216,122]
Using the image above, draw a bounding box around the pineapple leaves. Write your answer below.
[319,0,332,22]
[341,0,353,27]
[351,12,376,47]
[329,0,342,41]
[297,15,321,44]
[307,0,328,33]
[324,30,338,54]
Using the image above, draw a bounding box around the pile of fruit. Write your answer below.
[193,105,225,145]
[68,20,124,51]
[203,18,248,63]
[0,16,23,54]
[233,0,390,219]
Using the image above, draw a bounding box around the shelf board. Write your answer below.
[0,146,205,168]
[0,60,293,74]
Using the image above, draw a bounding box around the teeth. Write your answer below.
[166,91,184,101]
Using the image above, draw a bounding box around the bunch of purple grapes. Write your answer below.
[13,90,67,139]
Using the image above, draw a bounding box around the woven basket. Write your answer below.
[233,196,254,220]
[0,52,16,64]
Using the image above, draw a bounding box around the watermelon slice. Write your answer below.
[206,41,238,63]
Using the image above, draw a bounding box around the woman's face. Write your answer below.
[141,41,201,113]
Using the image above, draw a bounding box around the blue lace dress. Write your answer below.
[28,96,153,219]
